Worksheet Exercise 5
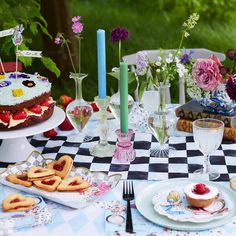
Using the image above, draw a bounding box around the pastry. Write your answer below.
[184,183,219,208]
[57,176,90,192]
[27,166,55,181]
[6,172,32,187]
[2,194,36,212]
[34,176,62,192]
[0,72,54,130]
[47,155,73,179]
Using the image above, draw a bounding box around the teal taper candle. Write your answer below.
[120,62,128,133]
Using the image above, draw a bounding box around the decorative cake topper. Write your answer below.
[16,50,42,58]
[12,24,24,46]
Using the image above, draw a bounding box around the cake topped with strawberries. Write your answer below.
[0,72,54,130]
[184,183,219,208]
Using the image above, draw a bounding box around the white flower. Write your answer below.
[184,31,189,38]
[155,61,161,66]
[156,68,161,73]
[176,63,188,78]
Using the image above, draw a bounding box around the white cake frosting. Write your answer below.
[0,72,51,106]
[184,183,218,200]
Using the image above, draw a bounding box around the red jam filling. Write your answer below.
[192,183,210,195]
[18,175,28,181]
[42,179,56,186]
[10,198,20,204]
[13,205,30,210]
[53,160,66,171]
[69,181,79,186]
[35,170,42,173]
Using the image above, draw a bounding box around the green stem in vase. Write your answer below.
[118,40,121,64]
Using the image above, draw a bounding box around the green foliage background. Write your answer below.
[1,0,236,102]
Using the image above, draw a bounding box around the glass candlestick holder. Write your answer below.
[89,96,115,157]
[113,129,136,163]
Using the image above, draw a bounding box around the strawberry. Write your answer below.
[107,107,111,113]
[58,95,73,107]
[193,183,210,195]
[12,111,27,120]
[29,105,42,114]
[43,129,58,138]
[0,111,11,123]
[41,100,50,107]
[91,102,99,112]
[58,117,74,131]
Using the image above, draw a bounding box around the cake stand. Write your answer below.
[0,107,65,163]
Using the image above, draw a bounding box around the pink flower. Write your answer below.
[72,16,81,23]
[72,21,84,34]
[98,182,109,193]
[54,37,61,45]
[209,54,222,68]
[192,58,222,91]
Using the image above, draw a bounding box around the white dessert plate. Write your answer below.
[152,185,230,223]
[136,178,236,231]
[0,151,121,209]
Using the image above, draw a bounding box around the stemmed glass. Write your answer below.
[193,118,224,180]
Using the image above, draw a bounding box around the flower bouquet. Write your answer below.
[187,51,236,115]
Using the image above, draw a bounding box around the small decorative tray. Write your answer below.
[0,151,121,209]
[152,186,232,223]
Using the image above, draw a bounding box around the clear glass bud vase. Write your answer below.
[148,83,175,157]
[66,72,93,132]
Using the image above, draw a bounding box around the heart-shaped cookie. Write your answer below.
[2,194,36,212]
[47,155,73,179]
[6,173,32,187]
[28,166,55,181]
[34,176,62,192]
[57,176,90,192]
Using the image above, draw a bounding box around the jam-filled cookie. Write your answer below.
[47,155,73,179]
[57,176,90,192]
[27,166,55,181]
[6,173,32,187]
[2,194,36,212]
[33,176,62,192]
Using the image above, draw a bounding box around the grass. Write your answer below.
[57,0,236,103]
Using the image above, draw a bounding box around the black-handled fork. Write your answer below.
[123,181,134,233]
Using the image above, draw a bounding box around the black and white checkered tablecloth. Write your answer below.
[1,131,235,182]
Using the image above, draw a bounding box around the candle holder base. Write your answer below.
[90,143,116,158]
[113,129,136,163]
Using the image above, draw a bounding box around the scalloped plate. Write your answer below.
[0,151,121,209]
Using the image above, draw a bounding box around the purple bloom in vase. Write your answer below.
[72,16,81,23]
[110,27,129,42]
[136,51,148,75]
[54,37,62,45]
[72,21,84,34]
[226,76,236,102]
[179,49,194,64]
[226,49,236,60]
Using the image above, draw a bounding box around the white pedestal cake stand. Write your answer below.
[0,107,65,163]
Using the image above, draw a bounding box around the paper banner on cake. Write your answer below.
[16,50,42,58]
[0,28,15,38]
[12,24,24,46]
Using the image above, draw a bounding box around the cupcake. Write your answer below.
[184,183,218,208]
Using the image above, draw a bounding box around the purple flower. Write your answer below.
[136,51,148,75]
[72,16,81,23]
[179,49,194,64]
[110,27,129,42]
[72,21,84,34]
[226,49,236,60]
[54,37,62,45]
[226,76,236,101]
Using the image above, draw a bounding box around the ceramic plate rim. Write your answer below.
[136,178,236,231]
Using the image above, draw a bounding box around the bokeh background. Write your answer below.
[1,0,236,102]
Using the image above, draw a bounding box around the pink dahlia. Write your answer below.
[192,57,222,92]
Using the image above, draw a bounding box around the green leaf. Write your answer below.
[107,71,136,84]
[18,44,32,67]
[41,56,61,78]
[36,22,52,40]
[30,22,38,36]
[138,80,148,101]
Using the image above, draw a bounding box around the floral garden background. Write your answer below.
[1,0,236,103]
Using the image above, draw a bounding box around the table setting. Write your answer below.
[0,12,236,236]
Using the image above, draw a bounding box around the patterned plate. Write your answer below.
[152,186,232,223]
[0,151,121,209]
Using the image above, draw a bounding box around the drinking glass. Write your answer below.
[193,118,224,180]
